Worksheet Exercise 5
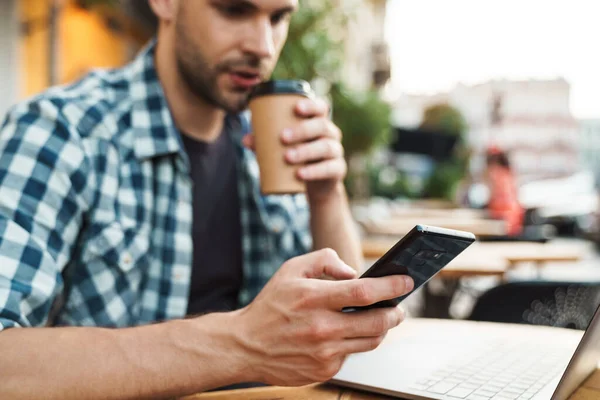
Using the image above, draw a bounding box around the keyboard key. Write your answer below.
[524,390,539,397]
[428,382,458,394]
[481,384,505,392]
[459,383,482,390]
[467,395,493,400]
[452,372,472,380]
[508,382,530,389]
[494,391,520,399]
[409,384,431,391]
[502,388,525,396]
[469,377,489,385]
[447,387,476,398]
[514,379,536,386]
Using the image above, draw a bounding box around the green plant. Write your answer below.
[330,83,392,160]
[422,161,463,200]
[272,0,347,83]
[419,103,471,200]
[420,102,468,136]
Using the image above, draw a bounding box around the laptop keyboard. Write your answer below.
[409,341,570,399]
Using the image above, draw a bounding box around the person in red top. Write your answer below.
[484,147,525,236]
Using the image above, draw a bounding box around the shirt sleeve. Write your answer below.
[0,100,91,331]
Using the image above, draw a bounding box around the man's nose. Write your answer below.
[241,18,276,59]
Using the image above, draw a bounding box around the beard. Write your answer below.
[174,21,268,114]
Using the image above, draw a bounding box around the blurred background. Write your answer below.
[1,0,600,326]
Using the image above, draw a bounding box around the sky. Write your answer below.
[384,0,600,119]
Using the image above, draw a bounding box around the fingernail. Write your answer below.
[298,168,309,179]
[298,100,309,112]
[287,149,297,161]
[397,307,406,322]
[282,128,293,142]
[404,276,414,292]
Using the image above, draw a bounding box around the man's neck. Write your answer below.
[155,39,225,143]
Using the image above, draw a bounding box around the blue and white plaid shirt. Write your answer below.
[0,42,312,331]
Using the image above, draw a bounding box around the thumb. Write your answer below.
[292,249,357,280]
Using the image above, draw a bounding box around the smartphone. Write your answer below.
[344,224,476,312]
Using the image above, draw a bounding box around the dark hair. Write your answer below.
[124,0,158,33]
[486,151,511,169]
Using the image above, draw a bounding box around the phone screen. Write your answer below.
[344,227,475,311]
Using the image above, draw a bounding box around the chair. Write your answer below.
[467,281,600,330]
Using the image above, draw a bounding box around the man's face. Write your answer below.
[174,0,297,113]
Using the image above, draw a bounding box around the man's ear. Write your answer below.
[148,0,178,22]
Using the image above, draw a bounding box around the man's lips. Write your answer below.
[227,70,262,89]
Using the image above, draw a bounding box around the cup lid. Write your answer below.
[248,79,314,100]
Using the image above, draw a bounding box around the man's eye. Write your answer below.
[271,11,290,25]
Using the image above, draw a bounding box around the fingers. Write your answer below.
[341,306,405,339]
[285,248,357,280]
[294,97,330,118]
[327,275,415,310]
[285,139,344,165]
[305,333,390,383]
[298,159,347,181]
[336,334,388,356]
[281,119,341,145]
[307,306,405,341]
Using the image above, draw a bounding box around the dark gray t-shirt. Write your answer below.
[181,125,243,316]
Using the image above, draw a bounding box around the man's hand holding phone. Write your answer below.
[231,248,414,386]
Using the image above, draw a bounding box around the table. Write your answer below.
[185,365,600,399]
[361,218,507,238]
[362,239,585,275]
[473,241,585,269]
[388,207,487,221]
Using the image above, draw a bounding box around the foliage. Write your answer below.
[422,161,463,200]
[272,0,347,83]
[420,102,468,136]
[419,103,471,200]
[330,83,392,159]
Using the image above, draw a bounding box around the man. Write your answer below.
[0,0,414,398]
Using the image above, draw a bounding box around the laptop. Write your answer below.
[331,304,600,400]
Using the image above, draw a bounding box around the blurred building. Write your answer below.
[0,1,20,118]
[579,119,600,186]
[341,0,390,92]
[1,0,390,121]
[392,78,580,182]
[0,0,149,121]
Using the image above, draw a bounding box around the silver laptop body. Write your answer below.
[331,305,600,400]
